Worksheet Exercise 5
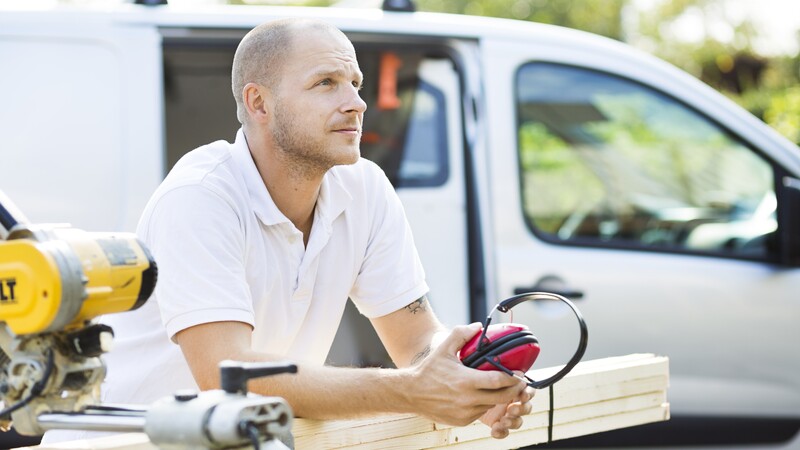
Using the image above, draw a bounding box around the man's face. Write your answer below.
[270,27,367,172]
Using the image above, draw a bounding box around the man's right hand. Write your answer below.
[404,323,528,426]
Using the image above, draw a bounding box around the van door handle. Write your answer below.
[513,275,584,299]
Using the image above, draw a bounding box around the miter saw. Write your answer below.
[0,191,296,449]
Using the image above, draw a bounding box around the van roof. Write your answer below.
[1,2,626,51]
[0,2,716,114]
[1,2,659,77]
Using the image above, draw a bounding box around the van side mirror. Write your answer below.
[778,176,800,266]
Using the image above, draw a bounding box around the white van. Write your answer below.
[1,2,799,447]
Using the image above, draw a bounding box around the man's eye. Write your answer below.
[353,81,363,90]
[318,79,332,86]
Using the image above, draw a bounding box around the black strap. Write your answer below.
[548,384,554,443]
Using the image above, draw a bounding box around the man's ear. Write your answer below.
[243,82,271,124]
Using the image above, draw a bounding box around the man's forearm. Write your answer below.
[372,295,449,368]
[245,327,451,420]
[245,354,415,419]
[181,323,529,428]
[177,322,417,420]
[407,328,450,367]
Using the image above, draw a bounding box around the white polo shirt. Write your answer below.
[99,128,429,406]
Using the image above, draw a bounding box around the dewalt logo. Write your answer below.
[0,278,17,304]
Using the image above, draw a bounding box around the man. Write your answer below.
[46,17,533,443]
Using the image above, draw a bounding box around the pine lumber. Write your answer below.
[295,391,668,449]
[436,404,670,450]
[293,378,668,449]
[293,354,669,449]
[30,354,669,450]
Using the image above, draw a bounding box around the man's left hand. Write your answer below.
[480,386,535,439]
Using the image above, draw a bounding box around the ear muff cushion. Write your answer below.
[470,334,540,372]
[461,330,537,367]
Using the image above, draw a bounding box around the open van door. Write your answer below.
[158,27,473,365]
[483,32,800,446]
[327,44,472,365]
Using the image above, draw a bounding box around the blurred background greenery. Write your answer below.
[228,0,800,146]
[416,0,800,146]
[417,0,800,144]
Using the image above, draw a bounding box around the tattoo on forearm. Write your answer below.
[405,296,429,315]
[410,345,432,365]
[405,296,432,365]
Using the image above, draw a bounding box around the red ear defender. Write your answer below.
[458,324,541,373]
[459,292,588,389]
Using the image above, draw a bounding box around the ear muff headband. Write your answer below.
[461,330,537,368]
[479,292,588,389]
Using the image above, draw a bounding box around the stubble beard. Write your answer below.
[271,105,361,181]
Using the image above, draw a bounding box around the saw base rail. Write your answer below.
[32,392,294,450]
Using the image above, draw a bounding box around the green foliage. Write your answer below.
[764,86,800,144]
[417,0,626,40]
[223,0,799,144]
[418,0,800,146]
[517,122,604,233]
[632,0,800,145]
[518,122,569,171]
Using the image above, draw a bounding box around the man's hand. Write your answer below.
[480,384,535,439]
[405,323,528,427]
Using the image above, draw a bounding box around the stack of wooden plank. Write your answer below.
[31,354,668,450]
[293,353,669,449]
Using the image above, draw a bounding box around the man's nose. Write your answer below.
[341,85,367,114]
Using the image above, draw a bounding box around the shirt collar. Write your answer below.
[315,166,352,231]
[231,128,288,226]
[231,128,352,229]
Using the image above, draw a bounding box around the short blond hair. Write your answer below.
[231,18,343,124]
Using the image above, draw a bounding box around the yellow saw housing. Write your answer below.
[0,226,157,335]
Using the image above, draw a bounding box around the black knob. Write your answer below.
[219,361,298,395]
[174,390,198,402]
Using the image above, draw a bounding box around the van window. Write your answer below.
[356,51,449,188]
[516,63,776,259]
[395,80,449,187]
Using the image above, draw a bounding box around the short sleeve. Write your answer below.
[349,168,429,318]
[138,185,254,340]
